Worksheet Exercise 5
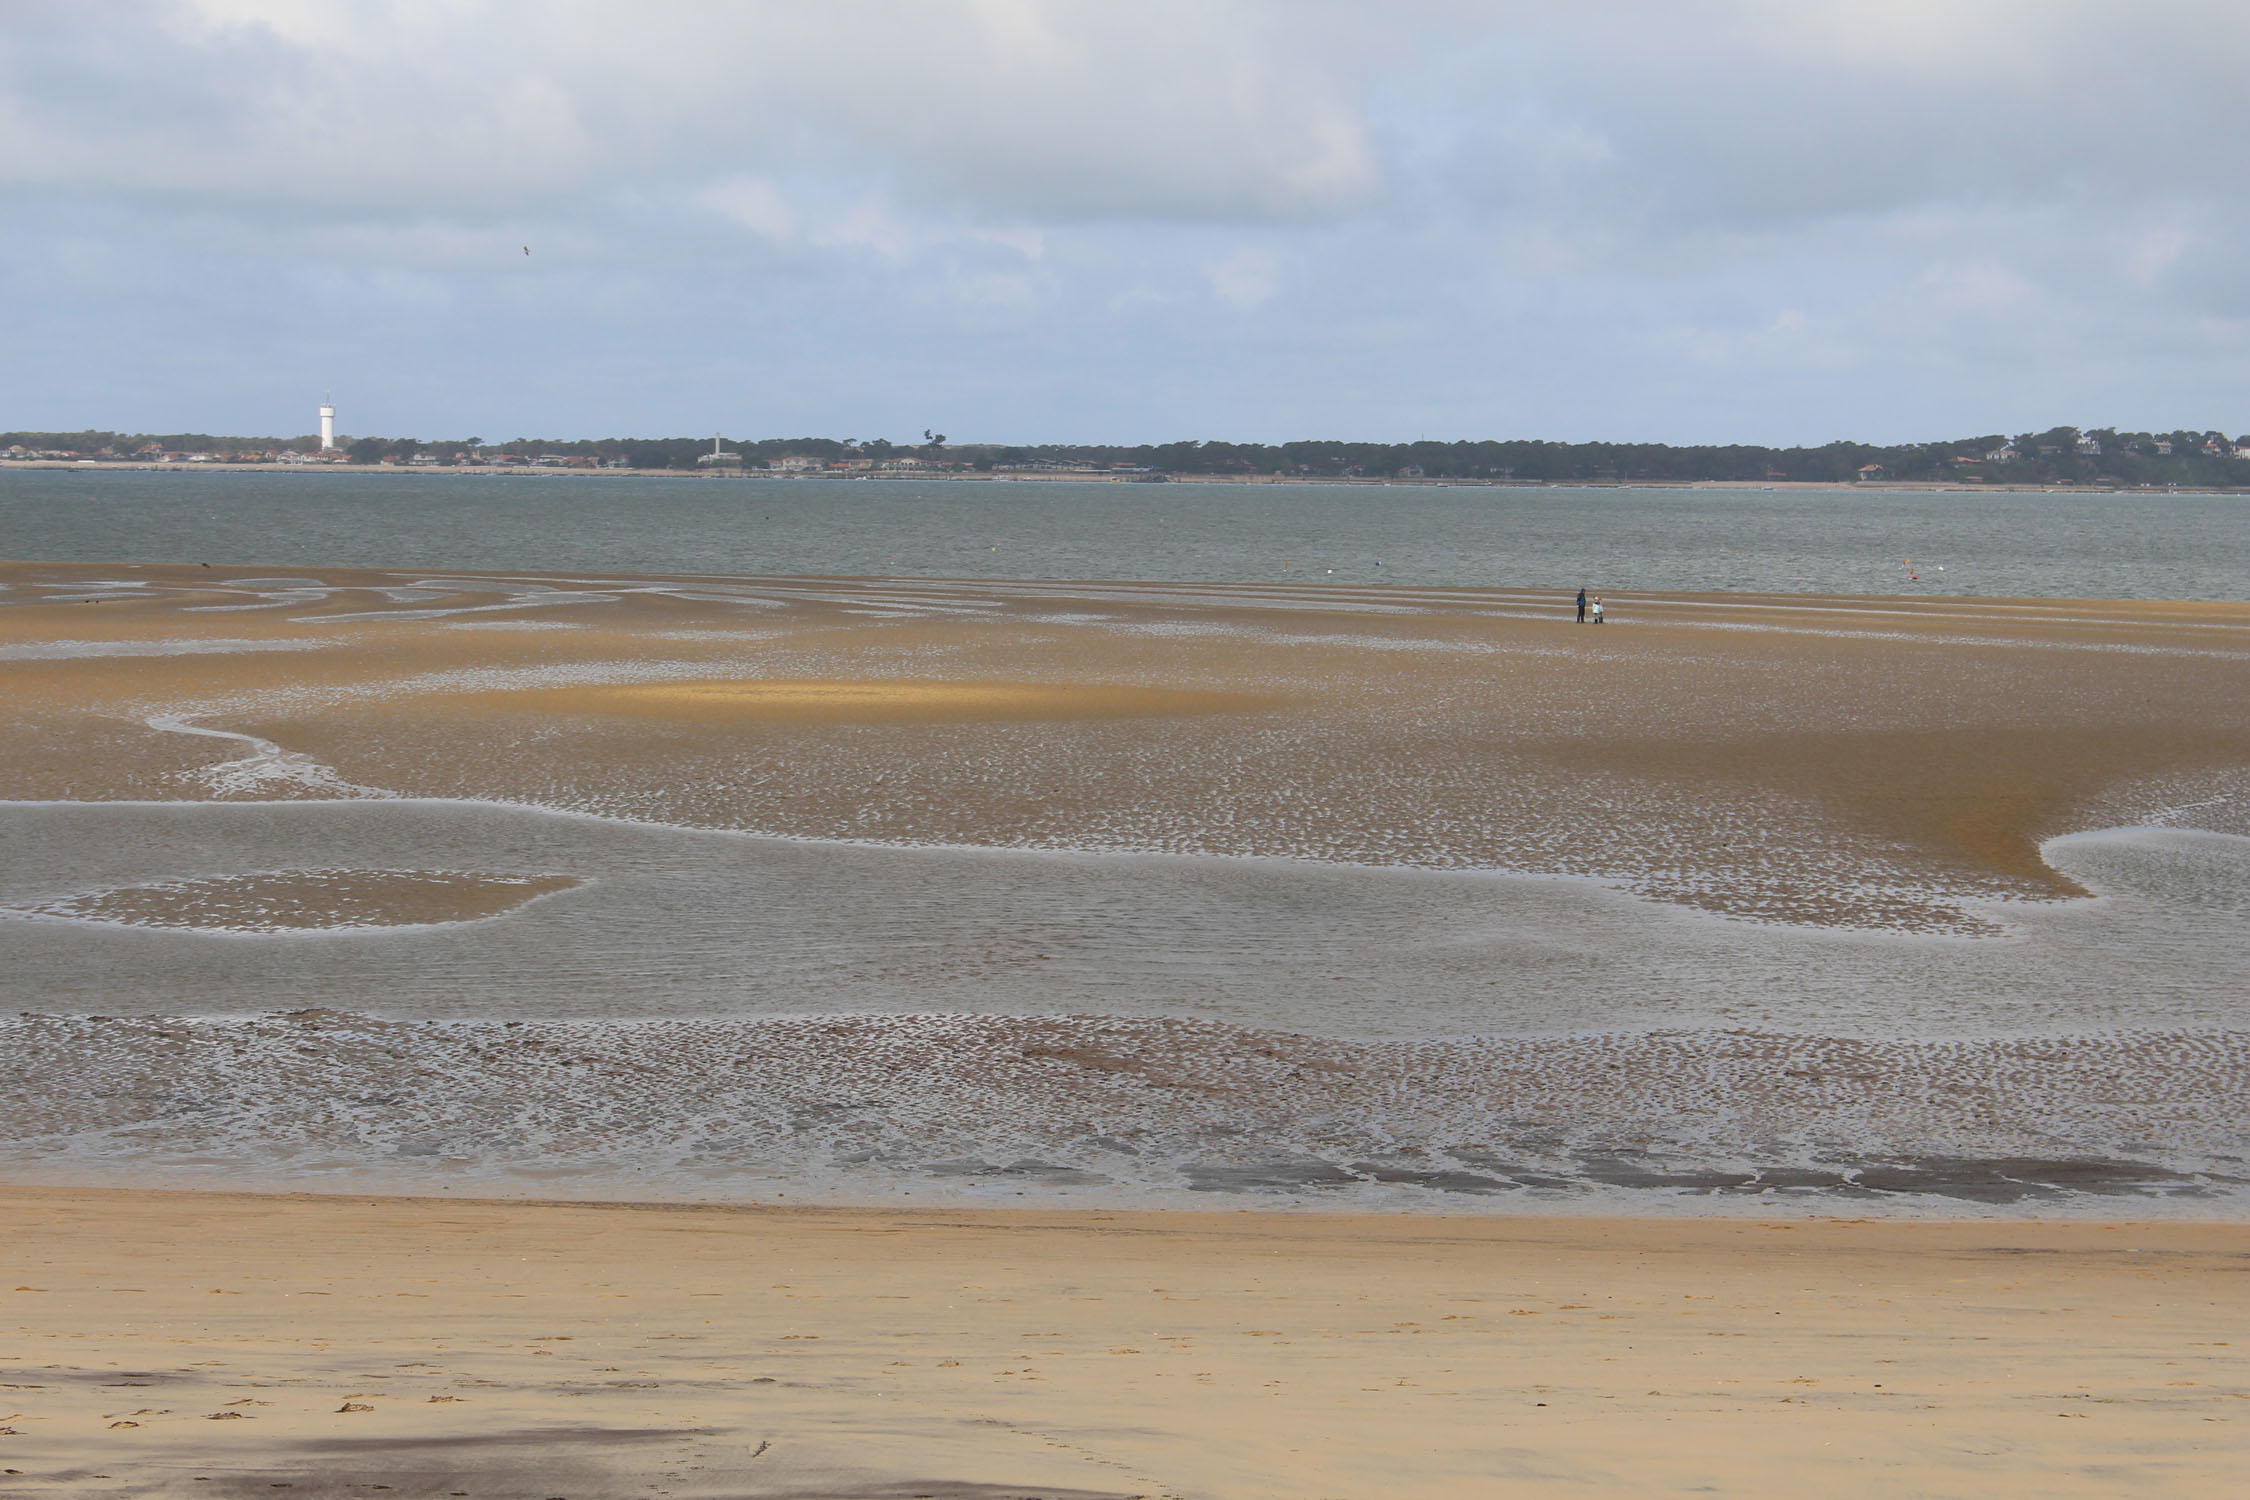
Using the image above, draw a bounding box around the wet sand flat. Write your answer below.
[452,678,1265,724]
[0,1186,2242,1499]
[4,1008,2244,1209]
[4,561,2247,1212]
[6,562,2248,932]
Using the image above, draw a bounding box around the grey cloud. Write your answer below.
[1411,1,2250,249]
[0,0,1384,223]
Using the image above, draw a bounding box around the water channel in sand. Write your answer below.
[1,800,2245,1212]
[1,800,2246,1037]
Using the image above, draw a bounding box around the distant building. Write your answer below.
[1984,443,2017,462]
[1855,463,1890,481]
[2076,434,2103,455]
[2154,439,2173,455]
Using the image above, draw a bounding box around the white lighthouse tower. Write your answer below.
[319,399,337,451]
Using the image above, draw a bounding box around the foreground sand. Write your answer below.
[1,1188,2243,1498]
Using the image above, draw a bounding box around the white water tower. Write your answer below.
[319,399,336,451]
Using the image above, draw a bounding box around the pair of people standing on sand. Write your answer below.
[1575,587,1604,624]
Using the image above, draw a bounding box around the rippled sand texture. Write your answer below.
[6,562,2248,933]
[2,1010,2242,1210]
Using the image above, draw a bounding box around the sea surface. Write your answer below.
[6,467,2249,599]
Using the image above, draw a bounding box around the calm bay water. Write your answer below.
[5,467,2247,598]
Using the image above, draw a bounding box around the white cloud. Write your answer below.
[1907,261,2040,319]
[697,177,800,243]
[2122,220,2196,289]
[1207,248,1280,308]
[970,227,1046,262]
[811,199,919,264]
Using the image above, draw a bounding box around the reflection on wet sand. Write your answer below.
[438,676,1268,725]
[5,867,579,933]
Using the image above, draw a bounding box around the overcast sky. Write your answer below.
[5,0,2248,445]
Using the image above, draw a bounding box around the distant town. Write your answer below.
[8,421,2250,489]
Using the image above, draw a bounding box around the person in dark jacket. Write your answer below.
[1576,587,1587,623]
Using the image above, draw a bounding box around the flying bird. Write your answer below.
[523,246,530,256]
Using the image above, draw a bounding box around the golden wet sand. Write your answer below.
[5,560,2249,929]
[446,677,1264,725]
[0,1186,2242,1498]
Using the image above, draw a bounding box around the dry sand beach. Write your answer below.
[3,559,2248,1494]
[2,1188,2245,1499]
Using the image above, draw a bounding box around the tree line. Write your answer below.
[9,424,2249,486]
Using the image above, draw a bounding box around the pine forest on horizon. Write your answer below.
[9,424,2250,488]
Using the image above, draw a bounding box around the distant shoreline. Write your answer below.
[5,458,2246,496]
